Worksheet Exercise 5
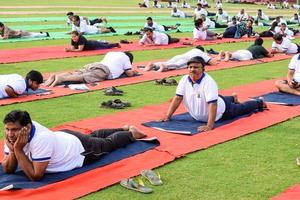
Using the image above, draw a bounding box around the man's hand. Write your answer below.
[14,127,29,151]
[157,115,170,122]
[64,47,71,52]
[5,137,14,153]
[197,124,214,132]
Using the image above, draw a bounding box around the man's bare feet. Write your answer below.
[232,92,240,104]
[224,51,230,62]
[49,75,62,88]
[217,50,224,61]
[122,125,130,131]
[144,62,154,71]
[44,74,56,87]
[129,125,147,139]
[157,63,166,72]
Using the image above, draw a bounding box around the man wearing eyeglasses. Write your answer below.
[160,56,267,132]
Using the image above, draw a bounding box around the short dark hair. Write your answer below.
[194,18,203,28]
[3,110,32,126]
[66,12,74,16]
[254,37,264,45]
[187,56,206,67]
[25,70,43,84]
[258,9,262,12]
[144,27,153,32]
[124,51,134,64]
[72,15,80,21]
[146,17,153,21]
[195,45,205,52]
[71,30,80,36]
[0,22,4,27]
[197,3,202,6]
[273,33,283,41]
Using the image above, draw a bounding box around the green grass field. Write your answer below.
[1,0,300,199]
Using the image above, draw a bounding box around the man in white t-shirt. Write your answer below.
[271,34,299,54]
[171,7,192,18]
[66,12,107,26]
[0,70,43,99]
[275,54,300,96]
[274,23,294,38]
[70,15,115,35]
[194,3,208,20]
[45,52,138,87]
[139,28,179,46]
[144,17,179,32]
[216,8,229,23]
[159,57,266,131]
[144,45,217,72]
[255,9,269,21]
[1,110,146,180]
[236,9,249,21]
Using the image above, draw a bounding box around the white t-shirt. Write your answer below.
[176,74,226,122]
[140,31,169,45]
[236,12,249,21]
[171,9,185,18]
[194,8,208,19]
[288,54,300,82]
[182,48,211,63]
[216,2,223,9]
[0,74,26,98]
[100,52,132,79]
[274,27,294,37]
[144,0,149,7]
[193,27,207,40]
[267,3,275,9]
[72,20,99,34]
[67,16,84,25]
[290,17,300,23]
[227,21,240,27]
[216,11,228,21]
[4,121,85,173]
[144,22,165,32]
[272,37,298,54]
[256,13,269,21]
[272,18,287,26]
[204,18,215,29]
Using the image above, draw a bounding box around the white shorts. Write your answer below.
[231,50,253,61]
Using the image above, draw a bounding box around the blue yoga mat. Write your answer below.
[252,92,300,106]
[0,138,159,190]
[0,88,51,100]
[143,112,252,135]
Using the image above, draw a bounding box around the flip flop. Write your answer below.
[120,178,153,194]
[141,169,163,186]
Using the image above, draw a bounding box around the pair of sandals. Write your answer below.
[155,78,178,86]
[103,86,124,96]
[120,169,162,194]
[100,99,131,109]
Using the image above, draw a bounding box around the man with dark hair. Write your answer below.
[139,28,179,46]
[159,57,267,131]
[144,17,179,32]
[0,70,43,98]
[144,45,217,72]
[45,51,138,87]
[217,37,273,61]
[65,31,120,52]
[0,22,49,39]
[1,110,146,181]
[271,33,300,54]
[66,12,107,26]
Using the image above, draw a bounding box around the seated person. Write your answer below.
[144,17,179,32]
[145,45,217,72]
[255,9,269,21]
[1,110,146,181]
[282,0,289,9]
[139,0,149,7]
[0,71,43,99]
[215,1,223,9]
[0,22,49,39]
[272,16,287,26]
[159,57,266,131]
[217,37,273,61]
[66,12,107,26]
[181,0,191,8]
[70,15,115,35]
[227,16,240,27]
[139,28,179,46]
[193,19,219,41]
[274,23,294,38]
[198,0,209,8]
[292,4,300,9]
[236,9,249,21]
[202,14,228,28]
[267,2,276,9]
[289,14,300,24]
[194,3,208,20]
[171,7,192,18]
[44,51,137,87]
[216,8,229,23]
[65,31,120,52]
[220,20,253,39]
[271,34,300,54]
[275,53,300,96]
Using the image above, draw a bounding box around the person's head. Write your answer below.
[258,9,262,15]
[240,9,245,14]
[66,12,74,20]
[173,7,177,12]
[197,3,202,9]
[195,45,205,52]
[254,37,264,45]
[275,16,281,22]
[247,19,253,27]
[218,8,223,14]
[187,57,206,80]
[25,70,43,91]
[3,110,32,144]
[70,30,80,42]
[144,27,154,38]
[232,16,237,22]
[280,23,287,30]
[194,18,203,28]
[72,15,80,26]
[0,22,4,32]
[294,13,299,19]
[254,20,259,25]
[124,51,134,64]
[146,17,153,27]
[273,33,283,44]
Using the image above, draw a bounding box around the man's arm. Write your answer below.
[4,86,18,98]
[161,96,183,121]
[125,69,138,77]
[198,102,217,131]
[1,139,18,173]
[287,69,295,86]
[65,45,84,52]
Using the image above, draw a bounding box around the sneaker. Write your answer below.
[104,87,124,96]
[124,31,133,36]
[175,23,181,27]
[133,31,141,35]
[155,78,166,85]
[206,48,219,55]
[120,39,131,44]
[100,99,131,109]
[108,27,116,33]
[163,78,178,86]
[46,32,50,37]
[176,29,182,33]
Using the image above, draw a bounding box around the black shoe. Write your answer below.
[108,27,116,33]
[124,31,133,35]
[133,31,141,35]
[104,87,124,96]
[120,39,132,44]
[100,99,131,109]
[46,32,50,37]
[206,48,219,55]
[163,78,178,86]
[176,29,182,33]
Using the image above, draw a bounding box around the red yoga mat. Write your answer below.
[272,184,300,200]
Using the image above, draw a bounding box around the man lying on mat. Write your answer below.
[144,45,217,72]
[0,22,49,40]
[139,28,180,46]
[1,110,146,181]
[65,31,120,52]
[44,51,138,87]
[0,70,43,99]
[160,57,267,132]
[275,54,300,96]
[271,34,300,55]
[66,12,107,26]
[217,37,273,62]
